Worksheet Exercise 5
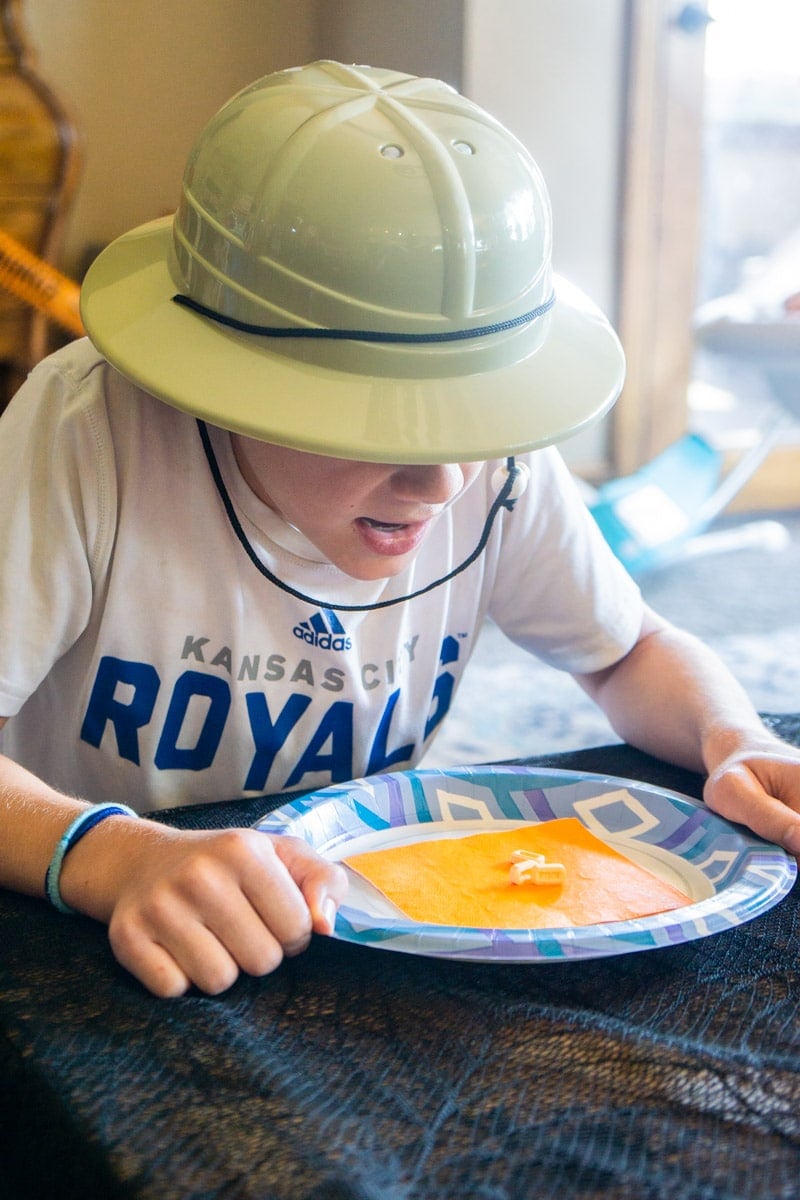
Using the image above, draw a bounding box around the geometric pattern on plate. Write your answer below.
[572,788,661,839]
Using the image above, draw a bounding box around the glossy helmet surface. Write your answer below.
[81,61,624,462]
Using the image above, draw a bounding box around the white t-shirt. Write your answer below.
[0,340,643,811]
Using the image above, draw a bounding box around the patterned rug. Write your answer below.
[423,510,800,766]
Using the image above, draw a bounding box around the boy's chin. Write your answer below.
[343,556,415,582]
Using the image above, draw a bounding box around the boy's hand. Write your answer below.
[576,610,800,860]
[703,744,800,859]
[62,824,348,997]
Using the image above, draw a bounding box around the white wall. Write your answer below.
[316,0,464,86]
[462,0,627,464]
[24,0,318,274]
[463,0,626,316]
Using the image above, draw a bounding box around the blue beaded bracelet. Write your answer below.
[44,803,140,914]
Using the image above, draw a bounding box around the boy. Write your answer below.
[0,61,798,998]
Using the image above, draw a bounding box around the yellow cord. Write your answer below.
[0,228,84,337]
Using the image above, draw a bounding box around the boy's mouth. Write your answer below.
[355,515,433,557]
[361,518,407,532]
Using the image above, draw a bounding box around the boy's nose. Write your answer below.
[391,463,466,505]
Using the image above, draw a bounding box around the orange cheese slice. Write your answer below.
[343,817,692,929]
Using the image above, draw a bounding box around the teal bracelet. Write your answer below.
[44,803,140,915]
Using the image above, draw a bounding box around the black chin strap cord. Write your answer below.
[197,419,519,613]
[174,291,555,342]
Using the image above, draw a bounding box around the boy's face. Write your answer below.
[232,436,483,581]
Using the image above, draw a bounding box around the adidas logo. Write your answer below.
[293,609,352,652]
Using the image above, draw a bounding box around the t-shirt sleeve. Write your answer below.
[487,448,644,674]
[0,353,115,716]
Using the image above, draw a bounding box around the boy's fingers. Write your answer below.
[112,889,287,996]
[704,759,800,856]
[109,913,193,998]
[271,834,349,934]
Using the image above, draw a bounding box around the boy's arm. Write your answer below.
[575,608,800,856]
[0,722,347,997]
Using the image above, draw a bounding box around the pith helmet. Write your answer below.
[81,60,624,463]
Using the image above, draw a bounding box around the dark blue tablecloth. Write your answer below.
[2,717,799,1200]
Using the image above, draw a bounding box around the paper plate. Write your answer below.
[254,766,796,962]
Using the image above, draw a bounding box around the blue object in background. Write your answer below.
[589,433,724,575]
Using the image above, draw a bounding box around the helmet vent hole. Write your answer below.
[452,140,475,156]
[380,143,405,159]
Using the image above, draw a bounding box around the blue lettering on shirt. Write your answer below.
[80,637,460,791]
[424,635,460,740]
[80,656,160,765]
[366,688,414,775]
[154,670,231,771]
[284,700,354,789]
[243,691,312,791]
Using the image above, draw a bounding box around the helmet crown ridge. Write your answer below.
[173,60,553,340]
